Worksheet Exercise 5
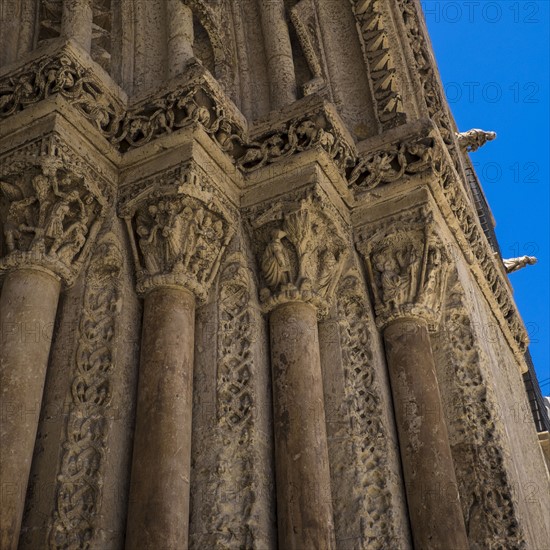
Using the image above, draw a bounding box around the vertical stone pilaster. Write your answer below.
[357,205,469,550]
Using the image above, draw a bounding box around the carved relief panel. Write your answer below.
[120,167,235,299]
[0,147,109,285]
[248,190,349,316]
[357,208,450,329]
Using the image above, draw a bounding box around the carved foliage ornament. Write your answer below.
[358,211,450,329]
[120,174,234,299]
[0,154,107,284]
[348,133,438,194]
[250,193,348,317]
[49,232,122,549]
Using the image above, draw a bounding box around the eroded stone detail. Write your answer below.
[436,275,527,549]
[48,232,122,549]
[350,0,407,129]
[357,208,450,329]
[331,268,398,549]
[290,0,329,96]
[120,168,234,299]
[348,133,436,193]
[0,152,108,284]
[504,255,537,274]
[249,191,348,316]
[456,129,497,153]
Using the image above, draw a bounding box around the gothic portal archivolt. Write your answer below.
[0,1,549,549]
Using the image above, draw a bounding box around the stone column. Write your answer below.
[357,216,469,550]
[62,0,93,51]
[120,180,234,550]
[258,0,297,110]
[270,301,335,549]
[0,155,107,549]
[249,194,348,549]
[167,0,194,78]
[125,286,195,549]
[383,318,468,549]
[0,269,60,550]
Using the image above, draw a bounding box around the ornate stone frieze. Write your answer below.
[238,108,355,175]
[0,49,124,137]
[350,0,407,130]
[48,232,123,550]
[396,0,467,178]
[357,207,450,330]
[0,141,110,285]
[456,129,497,153]
[348,132,437,194]
[435,275,527,549]
[119,167,235,299]
[248,190,349,317]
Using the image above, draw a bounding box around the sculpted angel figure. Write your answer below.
[261,230,291,290]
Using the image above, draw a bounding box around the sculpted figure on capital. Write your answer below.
[250,194,348,315]
[358,212,451,329]
[0,155,106,282]
[121,181,234,299]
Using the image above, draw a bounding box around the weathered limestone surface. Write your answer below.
[0,1,548,549]
[270,301,335,549]
[0,269,60,550]
[125,287,195,549]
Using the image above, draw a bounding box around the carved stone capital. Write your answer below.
[357,208,450,330]
[119,169,234,300]
[0,152,108,285]
[248,190,349,318]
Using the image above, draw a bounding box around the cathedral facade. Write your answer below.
[0,1,549,548]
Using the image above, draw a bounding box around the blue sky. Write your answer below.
[422,1,549,390]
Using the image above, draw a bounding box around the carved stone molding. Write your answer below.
[349,131,437,194]
[0,138,110,285]
[119,167,235,300]
[48,231,123,549]
[350,0,407,130]
[357,207,450,330]
[247,189,349,318]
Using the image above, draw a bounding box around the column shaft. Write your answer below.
[0,269,60,550]
[62,0,93,51]
[270,302,335,550]
[383,318,469,550]
[167,0,194,78]
[125,286,195,549]
[258,0,297,110]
